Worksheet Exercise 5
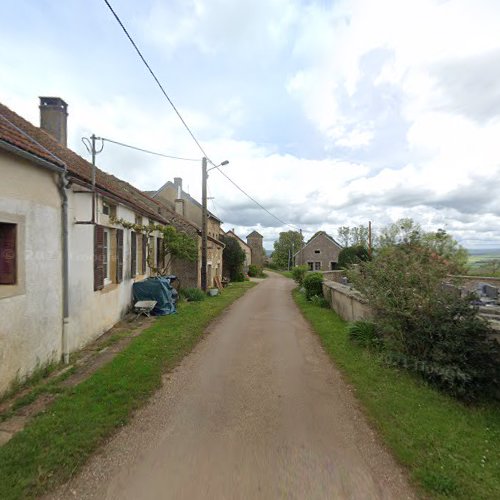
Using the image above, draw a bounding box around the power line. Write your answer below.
[99,137,199,162]
[103,0,300,232]
[211,163,299,231]
[103,0,210,160]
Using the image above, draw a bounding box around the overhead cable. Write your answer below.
[103,0,210,160]
[99,137,199,162]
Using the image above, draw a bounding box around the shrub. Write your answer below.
[291,265,308,285]
[180,287,206,302]
[347,321,382,349]
[233,272,245,282]
[310,294,329,308]
[338,245,369,269]
[303,272,323,300]
[349,244,500,401]
[248,264,263,277]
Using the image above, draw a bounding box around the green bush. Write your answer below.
[338,245,369,269]
[248,264,263,277]
[291,265,308,285]
[180,287,205,302]
[303,272,323,300]
[349,243,500,401]
[233,272,246,282]
[310,294,329,308]
[347,321,382,349]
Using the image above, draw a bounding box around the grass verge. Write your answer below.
[293,289,500,500]
[0,281,255,499]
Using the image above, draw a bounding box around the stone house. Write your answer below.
[247,230,265,267]
[147,178,224,288]
[294,231,343,271]
[224,229,252,272]
[0,97,199,396]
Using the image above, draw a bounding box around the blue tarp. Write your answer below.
[132,276,178,315]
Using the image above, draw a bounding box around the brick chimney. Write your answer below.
[39,97,68,147]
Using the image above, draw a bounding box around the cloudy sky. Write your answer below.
[1,0,500,250]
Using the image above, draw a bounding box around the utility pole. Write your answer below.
[81,134,103,224]
[201,157,208,291]
[201,157,229,291]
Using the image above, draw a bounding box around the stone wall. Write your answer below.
[322,280,373,322]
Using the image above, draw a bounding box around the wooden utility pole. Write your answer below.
[201,157,208,291]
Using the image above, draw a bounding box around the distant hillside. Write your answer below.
[467,248,500,256]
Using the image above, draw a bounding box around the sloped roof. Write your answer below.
[0,100,191,227]
[247,230,263,238]
[294,231,343,257]
[225,230,251,249]
[151,180,222,223]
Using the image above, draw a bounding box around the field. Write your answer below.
[467,249,500,277]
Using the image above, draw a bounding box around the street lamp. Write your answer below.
[201,157,229,291]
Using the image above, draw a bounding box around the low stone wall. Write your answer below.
[320,270,345,283]
[322,280,373,322]
[450,275,500,293]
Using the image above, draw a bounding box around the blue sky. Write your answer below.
[1,0,500,249]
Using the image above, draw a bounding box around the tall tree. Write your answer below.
[272,231,304,269]
[220,235,246,280]
[337,226,351,247]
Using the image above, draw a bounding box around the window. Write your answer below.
[330,262,337,271]
[102,201,116,217]
[0,223,16,285]
[314,249,320,254]
[102,202,110,216]
[94,226,123,290]
[314,262,321,270]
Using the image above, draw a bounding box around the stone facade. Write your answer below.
[225,230,251,272]
[294,231,342,271]
[246,231,264,267]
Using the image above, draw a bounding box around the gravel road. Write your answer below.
[47,272,415,500]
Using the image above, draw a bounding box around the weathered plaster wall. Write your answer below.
[0,153,63,395]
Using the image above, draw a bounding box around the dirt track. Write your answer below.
[48,272,415,499]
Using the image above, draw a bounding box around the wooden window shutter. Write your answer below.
[94,225,104,291]
[0,223,17,285]
[142,234,147,274]
[131,232,136,277]
[116,229,123,283]
[156,237,162,271]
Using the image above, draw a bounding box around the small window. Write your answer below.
[135,215,143,226]
[0,223,16,285]
[314,262,321,270]
[314,249,320,254]
[102,202,116,217]
[102,202,110,215]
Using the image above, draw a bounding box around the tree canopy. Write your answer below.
[220,235,246,280]
[272,230,304,269]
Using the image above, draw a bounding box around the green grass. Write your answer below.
[293,289,500,499]
[0,282,255,499]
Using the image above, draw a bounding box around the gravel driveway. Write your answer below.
[47,272,415,499]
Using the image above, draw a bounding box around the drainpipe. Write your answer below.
[58,170,71,363]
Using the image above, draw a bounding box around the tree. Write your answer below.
[220,235,246,281]
[337,225,369,247]
[376,218,422,248]
[338,245,370,269]
[272,231,304,269]
[337,226,351,247]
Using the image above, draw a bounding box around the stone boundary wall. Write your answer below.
[320,270,344,283]
[322,280,373,322]
[449,275,500,293]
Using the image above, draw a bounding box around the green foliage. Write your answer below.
[347,321,382,349]
[220,235,246,281]
[349,243,499,400]
[233,272,246,282]
[293,289,500,500]
[302,272,323,300]
[272,230,304,269]
[338,245,369,269]
[310,294,329,308]
[180,287,205,302]
[248,264,264,277]
[337,225,369,247]
[291,265,308,285]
